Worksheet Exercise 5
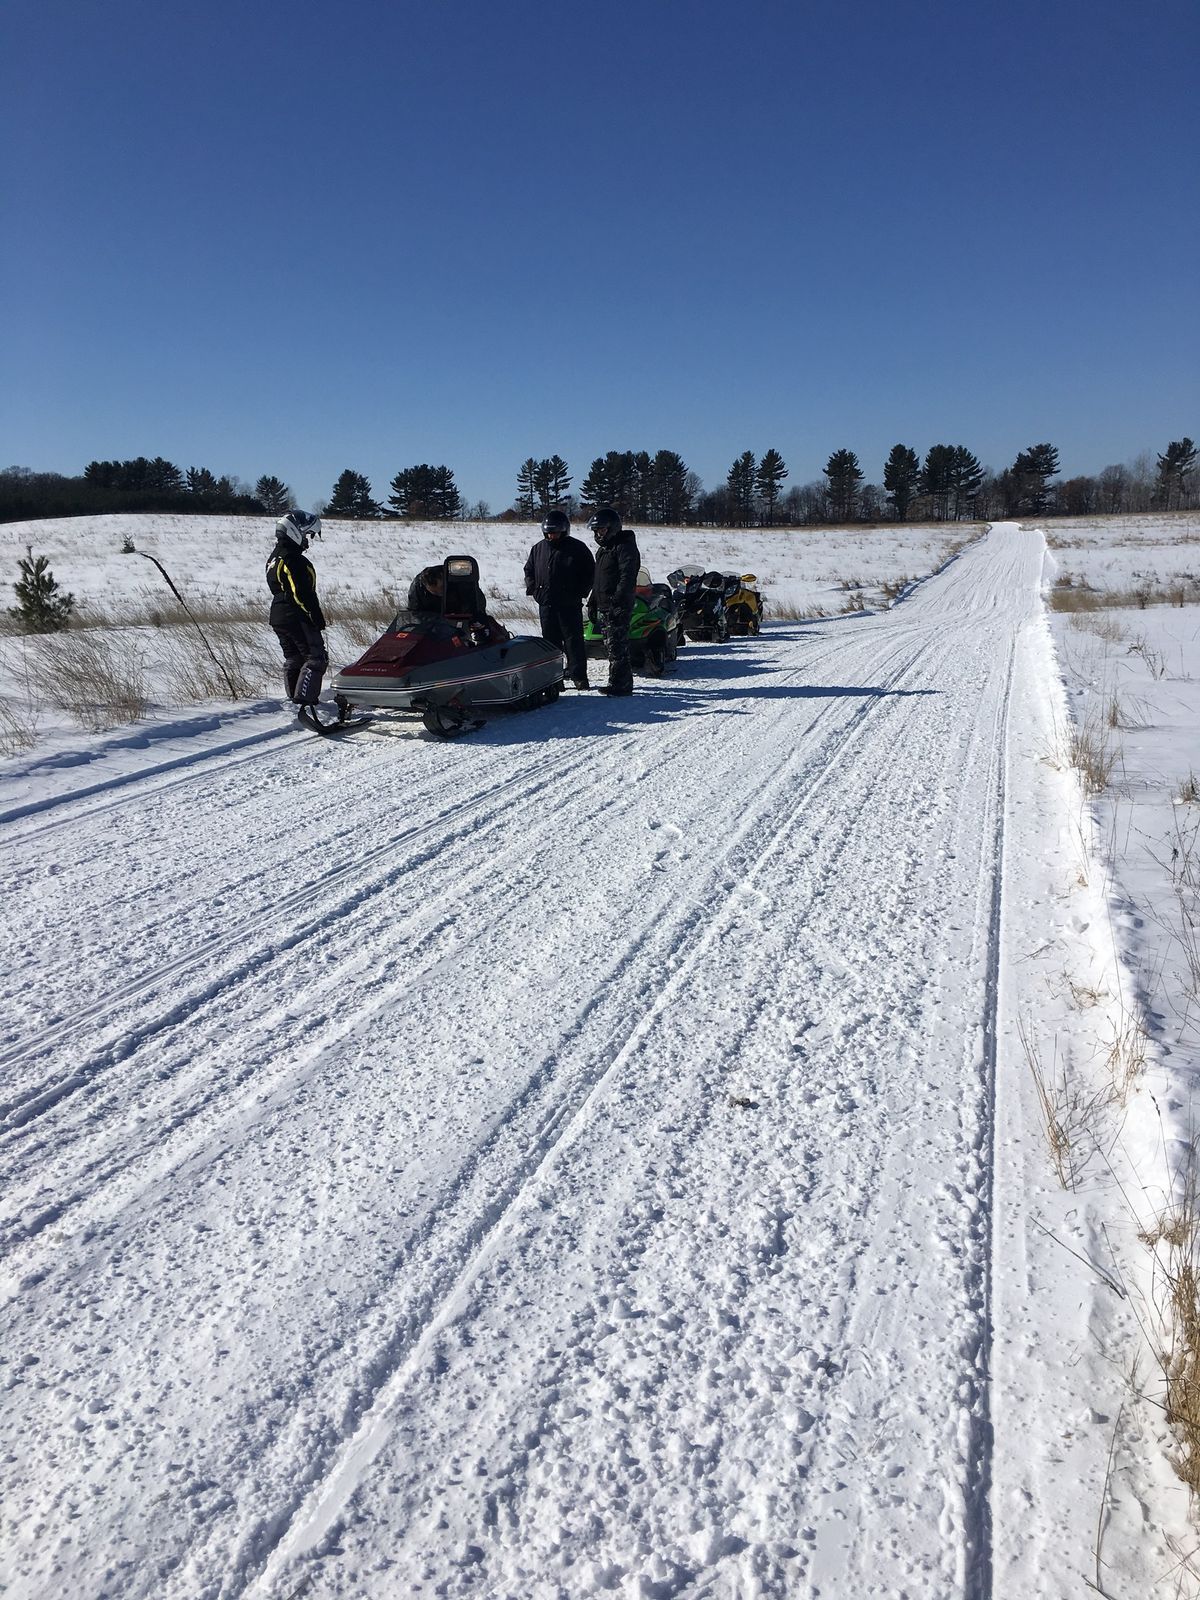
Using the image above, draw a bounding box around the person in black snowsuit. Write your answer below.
[267,511,327,705]
[587,506,641,696]
[523,509,596,689]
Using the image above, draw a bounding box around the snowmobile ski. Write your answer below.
[296,699,373,736]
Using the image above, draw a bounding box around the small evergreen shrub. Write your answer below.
[9,553,75,632]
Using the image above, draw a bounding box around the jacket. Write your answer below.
[523,535,595,606]
[267,540,326,629]
[590,529,641,613]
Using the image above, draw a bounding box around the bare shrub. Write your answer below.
[27,632,148,731]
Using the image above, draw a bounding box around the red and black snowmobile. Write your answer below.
[307,556,565,737]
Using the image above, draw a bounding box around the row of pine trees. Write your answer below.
[1,439,1196,527]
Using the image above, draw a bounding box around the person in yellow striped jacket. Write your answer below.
[266,511,328,705]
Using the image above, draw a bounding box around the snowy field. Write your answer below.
[0,513,979,626]
[0,515,1198,1598]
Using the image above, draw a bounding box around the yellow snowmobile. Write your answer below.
[724,574,765,635]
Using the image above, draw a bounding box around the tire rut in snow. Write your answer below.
[229,629,938,1600]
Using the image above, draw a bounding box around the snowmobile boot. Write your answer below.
[571,676,592,690]
[598,684,634,697]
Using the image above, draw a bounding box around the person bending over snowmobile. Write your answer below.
[267,511,327,705]
[524,509,595,690]
[587,506,641,696]
[407,564,490,620]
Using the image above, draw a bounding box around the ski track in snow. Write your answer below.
[0,529,1054,1599]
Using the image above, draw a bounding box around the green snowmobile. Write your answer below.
[583,572,681,677]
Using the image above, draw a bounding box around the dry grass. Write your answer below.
[1018,1017,1112,1190]
[0,697,37,755]
[768,600,831,621]
[26,632,149,731]
[1067,611,1128,644]
[1049,574,1200,613]
[1104,1014,1148,1103]
[1141,1183,1200,1499]
[1066,720,1120,793]
[158,623,275,702]
[1178,772,1200,806]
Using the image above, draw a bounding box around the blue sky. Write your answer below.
[3,0,1197,513]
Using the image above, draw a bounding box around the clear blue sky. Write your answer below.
[4,0,1197,513]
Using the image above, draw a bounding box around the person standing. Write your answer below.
[587,505,640,697]
[266,511,327,705]
[523,509,596,689]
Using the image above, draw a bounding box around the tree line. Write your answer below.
[2,437,1195,527]
[505,439,1196,525]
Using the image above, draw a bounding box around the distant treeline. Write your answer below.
[2,437,1195,527]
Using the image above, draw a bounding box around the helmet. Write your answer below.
[541,509,570,537]
[587,505,621,542]
[276,510,322,548]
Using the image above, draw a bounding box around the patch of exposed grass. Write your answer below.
[1048,575,1200,613]
[1066,720,1119,793]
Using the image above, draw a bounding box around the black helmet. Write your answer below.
[587,505,621,543]
[541,508,570,537]
[276,510,322,549]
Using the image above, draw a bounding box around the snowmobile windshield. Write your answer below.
[385,610,465,639]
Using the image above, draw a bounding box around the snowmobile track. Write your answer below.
[229,630,938,1599]
[0,630,913,1286]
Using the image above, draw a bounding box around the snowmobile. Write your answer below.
[313,556,565,737]
[582,568,681,677]
[667,566,734,643]
[723,574,765,635]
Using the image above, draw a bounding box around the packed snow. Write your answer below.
[0,515,1197,1598]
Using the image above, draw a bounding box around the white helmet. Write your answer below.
[276,510,322,548]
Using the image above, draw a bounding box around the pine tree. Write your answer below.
[883,445,920,522]
[947,447,984,520]
[824,450,863,523]
[1155,438,1197,510]
[255,475,293,515]
[185,466,220,499]
[533,459,555,513]
[648,450,692,524]
[756,449,788,526]
[726,451,757,526]
[389,464,461,519]
[920,445,955,520]
[1011,443,1060,514]
[326,469,382,518]
[545,455,572,503]
[516,458,538,518]
[9,552,75,632]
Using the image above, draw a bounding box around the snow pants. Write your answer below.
[271,612,328,704]
[538,599,588,683]
[600,602,634,694]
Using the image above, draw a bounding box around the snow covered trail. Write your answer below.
[0,527,1049,1598]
